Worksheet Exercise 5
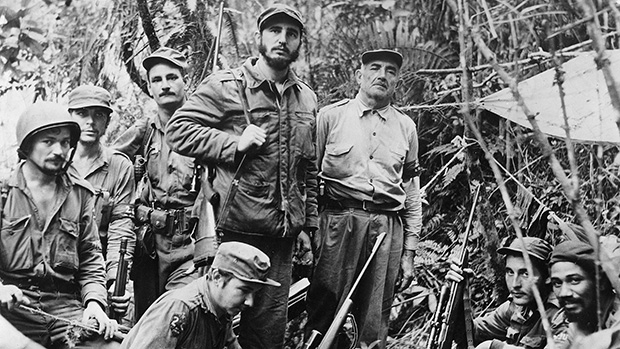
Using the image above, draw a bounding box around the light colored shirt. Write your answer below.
[317,95,422,248]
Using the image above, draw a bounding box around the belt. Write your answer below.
[322,198,400,213]
[136,205,192,235]
[3,278,79,295]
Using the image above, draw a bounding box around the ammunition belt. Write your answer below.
[135,205,192,236]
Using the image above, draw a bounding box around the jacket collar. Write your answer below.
[242,57,302,92]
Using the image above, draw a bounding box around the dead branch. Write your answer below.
[471,16,620,302]
[575,0,620,138]
[447,0,556,345]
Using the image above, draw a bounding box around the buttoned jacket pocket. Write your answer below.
[322,143,354,179]
[0,215,33,272]
[292,112,315,159]
[50,218,79,273]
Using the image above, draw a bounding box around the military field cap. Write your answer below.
[142,47,188,72]
[257,3,304,31]
[67,85,113,114]
[361,49,404,68]
[497,236,553,263]
[212,242,281,287]
[549,240,596,271]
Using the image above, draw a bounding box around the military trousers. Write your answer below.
[306,207,404,349]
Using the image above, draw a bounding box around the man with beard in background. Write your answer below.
[165,4,318,348]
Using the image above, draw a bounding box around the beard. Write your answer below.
[259,43,300,71]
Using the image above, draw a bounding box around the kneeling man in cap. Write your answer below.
[120,242,280,349]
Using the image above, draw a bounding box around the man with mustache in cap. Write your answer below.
[68,85,135,321]
[166,4,317,348]
[548,239,620,349]
[120,242,280,349]
[114,47,199,321]
[0,102,119,347]
[304,49,422,348]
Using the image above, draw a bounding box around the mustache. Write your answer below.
[47,155,66,162]
[159,91,176,97]
[273,45,290,54]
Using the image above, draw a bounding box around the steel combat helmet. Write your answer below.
[16,101,81,159]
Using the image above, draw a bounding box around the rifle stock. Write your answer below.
[113,238,129,321]
[426,186,480,349]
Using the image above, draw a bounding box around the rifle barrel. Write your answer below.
[212,1,225,72]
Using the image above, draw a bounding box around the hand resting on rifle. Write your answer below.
[445,262,474,284]
[107,282,131,317]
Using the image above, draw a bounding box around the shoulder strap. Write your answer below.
[229,69,252,126]
[214,70,253,230]
[141,122,155,158]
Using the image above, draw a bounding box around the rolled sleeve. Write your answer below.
[402,176,422,250]
[401,121,422,250]
[104,157,136,283]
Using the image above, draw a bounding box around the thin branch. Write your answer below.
[575,0,620,139]
[471,14,620,303]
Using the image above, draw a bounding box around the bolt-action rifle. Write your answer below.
[426,186,480,349]
[303,232,387,349]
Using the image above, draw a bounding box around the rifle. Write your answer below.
[304,232,387,349]
[426,186,480,349]
[112,238,129,322]
[190,1,225,268]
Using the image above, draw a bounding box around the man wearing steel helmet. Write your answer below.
[120,242,280,349]
[113,47,199,321]
[0,102,119,347]
[304,49,421,348]
[446,237,563,349]
[547,239,620,349]
[69,85,136,321]
[166,4,317,348]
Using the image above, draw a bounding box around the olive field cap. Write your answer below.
[16,102,81,158]
[549,240,596,271]
[497,236,552,263]
[142,47,188,72]
[67,85,113,114]
[361,49,404,69]
[257,3,304,31]
[212,242,281,287]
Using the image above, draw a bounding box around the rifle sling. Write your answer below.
[215,69,252,231]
